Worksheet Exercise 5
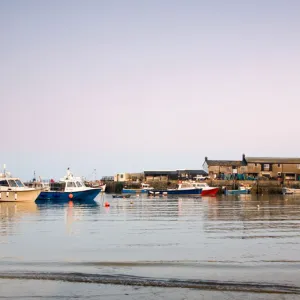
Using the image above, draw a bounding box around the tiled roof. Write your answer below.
[206,160,246,166]
[144,171,177,175]
[246,157,300,164]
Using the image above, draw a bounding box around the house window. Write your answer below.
[120,174,124,178]
[255,163,257,167]
[278,164,281,167]
[264,164,270,170]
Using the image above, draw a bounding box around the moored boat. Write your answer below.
[0,167,42,202]
[148,182,202,196]
[223,185,251,195]
[189,182,219,196]
[36,168,101,202]
[282,187,300,195]
[122,183,153,194]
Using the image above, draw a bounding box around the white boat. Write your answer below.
[0,167,42,202]
[282,187,300,195]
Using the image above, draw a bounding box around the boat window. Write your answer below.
[67,182,76,188]
[76,181,82,187]
[15,180,25,187]
[0,180,9,187]
[8,180,18,187]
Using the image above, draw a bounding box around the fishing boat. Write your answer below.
[148,182,202,196]
[282,187,300,195]
[122,183,154,194]
[0,167,42,202]
[36,168,101,202]
[190,182,219,196]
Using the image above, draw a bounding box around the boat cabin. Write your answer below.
[0,178,25,188]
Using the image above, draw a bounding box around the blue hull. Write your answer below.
[122,189,149,194]
[225,189,249,195]
[149,188,202,195]
[36,188,101,202]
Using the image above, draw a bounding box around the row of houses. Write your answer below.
[204,154,300,180]
[106,154,300,183]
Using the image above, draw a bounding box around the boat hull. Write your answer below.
[224,189,249,195]
[122,189,151,194]
[36,188,101,202]
[0,189,42,202]
[201,187,219,196]
[149,188,202,195]
[282,188,300,195]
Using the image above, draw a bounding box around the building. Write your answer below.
[245,156,300,180]
[177,169,208,180]
[203,154,300,180]
[114,172,144,182]
[114,173,130,182]
[144,170,208,182]
[144,171,178,182]
[203,156,247,179]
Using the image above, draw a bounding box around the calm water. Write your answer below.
[1,194,300,299]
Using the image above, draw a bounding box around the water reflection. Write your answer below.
[1,194,300,290]
[0,202,38,236]
[202,195,300,241]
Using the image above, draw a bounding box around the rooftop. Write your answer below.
[245,157,300,164]
[205,159,246,166]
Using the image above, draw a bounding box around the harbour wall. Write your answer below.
[103,180,300,194]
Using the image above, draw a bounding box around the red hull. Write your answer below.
[201,187,219,196]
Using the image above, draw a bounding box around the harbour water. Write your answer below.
[1,194,300,299]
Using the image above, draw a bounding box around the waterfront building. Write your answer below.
[203,154,300,180]
[144,170,208,182]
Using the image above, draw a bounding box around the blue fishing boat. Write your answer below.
[223,185,251,195]
[122,183,154,194]
[36,168,102,202]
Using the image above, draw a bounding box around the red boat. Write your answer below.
[190,182,219,196]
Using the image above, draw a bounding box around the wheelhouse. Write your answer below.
[0,178,25,188]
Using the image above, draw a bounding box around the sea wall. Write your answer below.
[102,180,300,194]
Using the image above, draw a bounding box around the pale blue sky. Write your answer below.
[1,0,300,180]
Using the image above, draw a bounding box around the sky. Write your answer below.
[1,0,300,180]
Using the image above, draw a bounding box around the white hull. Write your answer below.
[0,189,42,202]
[282,188,300,195]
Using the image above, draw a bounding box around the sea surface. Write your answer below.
[0,194,300,299]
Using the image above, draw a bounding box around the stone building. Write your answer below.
[203,154,300,180]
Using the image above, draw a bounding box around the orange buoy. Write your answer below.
[104,201,110,207]
[69,194,73,199]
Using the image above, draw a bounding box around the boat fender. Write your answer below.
[69,193,73,199]
[6,192,9,197]
[15,193,17,200]
[0,192,1,199]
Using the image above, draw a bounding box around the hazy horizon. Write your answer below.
[1,0,300,180]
